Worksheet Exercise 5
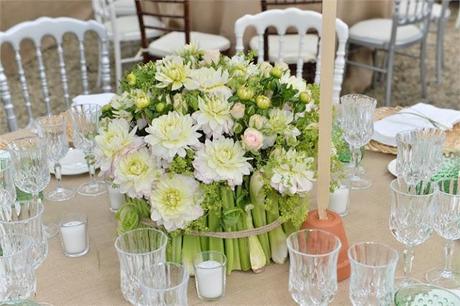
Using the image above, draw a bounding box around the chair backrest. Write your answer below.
[234,8,348,103]
[135,0,190,61]
[0,17,111,132]
[261,0,322,11]
[92,0,114,25]
[396,0,433,26]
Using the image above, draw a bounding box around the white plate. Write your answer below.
[50,148,89,176]
[387,159,397,177]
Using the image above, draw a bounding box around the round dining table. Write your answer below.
[1,128,457,306]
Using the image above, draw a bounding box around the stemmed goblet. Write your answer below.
[389,179,436,288]
[69,104,106,196]
[287,229,341,306]
[340,94,376,190]
[7,136,57,238]
[0,152,16,206]
[36,115,75,201]
[425,178,460,288]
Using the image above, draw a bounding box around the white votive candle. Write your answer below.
[194,251,226,301]
[108,185,123,212]
[59,214,88,257]
[329,185,350,216]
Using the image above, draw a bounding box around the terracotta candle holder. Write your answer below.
[302,209,350,281]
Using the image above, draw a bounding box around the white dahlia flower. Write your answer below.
[150,174,204,232]
[265,108,300,141]
[113,148,163,198]
[184,67,232,99]
[145,111,201,161]
[269,148,315,196]
[280,74,307,94]
[192,95,234,139]
[155,56,189,90]
[193,138,252,186]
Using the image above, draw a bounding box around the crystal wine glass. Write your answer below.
[396,128,445,187]
[36,115,75,201]
[348,242,399,306]
[7,136,57,238]
[287,229,341,306]
[69,104,106,196]
[389,179,436,288]
[425,178,460,288]
[340,94,376,190]
[0,152,16,205]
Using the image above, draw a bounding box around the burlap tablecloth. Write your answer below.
[3,129,458,305]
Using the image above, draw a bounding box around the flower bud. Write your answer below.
[270,67,283,79]
[135,95,150,109]
[299,91,312,104]
[256,95,271,109]
[249,114,267,130]
[230,102,246,119]
[233,122,244,134]
[242,128,264,152]
[237,86,254,101]
[259,62,273,76]
[155,102,166,113]
[203,49,220,65]
[127,73,136,86]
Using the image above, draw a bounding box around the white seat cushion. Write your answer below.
[105,15,164,41]
[113,0,136,16]
[431,3,451,20]
[148,31,231,57]
[249,34,318,64]
[349,19,423,46]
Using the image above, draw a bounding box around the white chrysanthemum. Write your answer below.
[280,74,307,94]
[110,93,134,121]
[228,54,258,78]
[265,108,300,137]
[95,118,142,175]
[269,148,315,195]
[184,67,232,99]
[155,56,189,90]
[192,95,234,139]
[145,111,201,161]
[193,138,252,186]
[113,148,163,198]
[150,174,203,232]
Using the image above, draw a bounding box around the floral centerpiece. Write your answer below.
[95,45,343,274]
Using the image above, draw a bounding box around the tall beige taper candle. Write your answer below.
[317,0,337,220]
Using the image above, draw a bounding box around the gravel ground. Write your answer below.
[1,4,459,133]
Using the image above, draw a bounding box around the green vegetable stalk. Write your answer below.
[249,172,271,263]
[170,234,182,264]
[266,191,287,264]
[221,186,242,273]
[245,205,266,272]
[182,234,201,275]
[208,204,225,257]
[236,186,251,271]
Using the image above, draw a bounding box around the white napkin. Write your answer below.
[372,103,460,146]
[72,93,116,107]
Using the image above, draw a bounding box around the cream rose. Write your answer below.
[242,128,264,152]
[230,102,245,119]
[203,49,221,65]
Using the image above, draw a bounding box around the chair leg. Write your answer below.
[384,48,395,106]
[372,49,379,88]
[420,39,428,99]
[114,39,122,89]
[435,19,445,84]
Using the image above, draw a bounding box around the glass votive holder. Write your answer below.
[107,184,123,212]
[59,214,89,257]
[329,181,351,216]
[194,251,226,301]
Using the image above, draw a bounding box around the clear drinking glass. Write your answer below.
[396,128,445,186]
[194,251,227,301]
[0,200,48,269]
[0,151,16,205]
[59,214,89,257]
[138,262,189,306]
[114,228,168,304]
[348,242,399,306]
[287,229,341,306]
[425,178,460,288]
[7,136,57,238]
[0,234,36,305]
[69,104,106,196]
[389,179,436,288]
[36,115,75,201]
[340,94,376,190]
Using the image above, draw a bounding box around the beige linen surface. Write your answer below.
[2,129,457,306]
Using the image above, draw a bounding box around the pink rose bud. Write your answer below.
[230,102,246,119]
[242,128,264,152]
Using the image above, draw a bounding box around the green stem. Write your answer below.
[236,186,251,271]
[266,192,287,264]
[170,234,182,264]
[221,186,235,273]
[250,173,271,263]
[182,234,201,275]
[208,206,224,255]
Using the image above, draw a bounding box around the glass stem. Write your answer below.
[86,152,97,185]
[351,146,362,178]
[403,246,415,279]
[443,239,454,274]
[54,162,63,189]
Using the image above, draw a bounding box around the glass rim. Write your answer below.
[0,201,44,224]
[59,213,87,227]
[138,262,188,292]
[395,127,446,143]
[193,250,227,268]
[436,178,460,197]
[0,233,34,259]
[114,227,168,256]
[0,152,13,170]
[340,93,377,106]
[70,103,102,112]
[286,228,342,257]
[390,179,438,197]
[347,241,399,269]
[36,114,67,127]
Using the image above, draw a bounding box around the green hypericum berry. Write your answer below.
[270,67,283,78]
[256,95,271,109]
[299,91,312,104]
[237,86,254,101]
[155,102,166,113]
[127,73,136,86]
[101,104,112,112]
